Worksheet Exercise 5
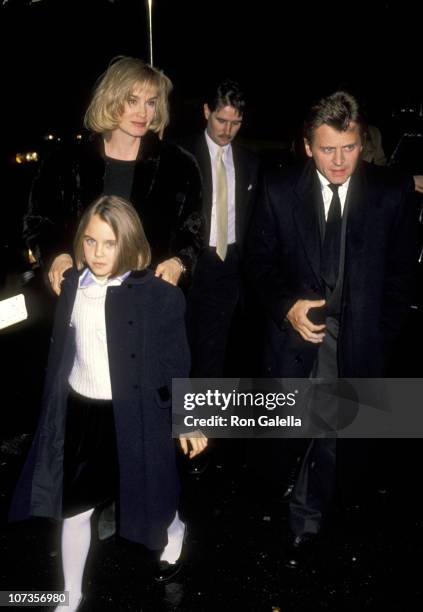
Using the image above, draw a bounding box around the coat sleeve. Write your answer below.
[169,148,205,281]
[41,269,77,396]
[159,287,191,388]
[245,173,297,329]
[380,177,419,357]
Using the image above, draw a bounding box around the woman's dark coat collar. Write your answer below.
[87,130,162,163]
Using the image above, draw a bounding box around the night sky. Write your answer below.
[2,0,421,150]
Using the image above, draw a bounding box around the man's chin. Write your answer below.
[328,171,349,184]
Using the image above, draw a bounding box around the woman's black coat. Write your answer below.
[9,268,190,550]
[23,131,204,281]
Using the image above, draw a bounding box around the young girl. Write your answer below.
[10,195,207,611]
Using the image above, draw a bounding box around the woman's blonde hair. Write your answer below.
[84,56,172,135]
[74,195,151,276]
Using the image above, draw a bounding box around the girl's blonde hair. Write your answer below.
[84,56,172,135]
[74,195,151,276]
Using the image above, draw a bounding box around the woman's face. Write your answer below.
[116,83,158,138]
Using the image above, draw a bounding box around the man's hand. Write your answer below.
[179,432,208,459]
[155,258,183,286]
[48,253,73,295]
[286,299,326,343]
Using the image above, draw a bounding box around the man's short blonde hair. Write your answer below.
[84,56,172,135]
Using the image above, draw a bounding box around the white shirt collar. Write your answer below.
[78,268,130,289]
[205,129,231,160]
[316,169,351,195]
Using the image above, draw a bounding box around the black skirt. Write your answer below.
[62,388,118,518]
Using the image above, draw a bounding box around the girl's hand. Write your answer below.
[154,258,184,286]
[179,432,208,458]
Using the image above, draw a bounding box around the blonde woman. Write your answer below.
[23,56,204,294]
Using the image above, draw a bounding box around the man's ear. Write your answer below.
[203,104,211,121]
[304,138,313,158]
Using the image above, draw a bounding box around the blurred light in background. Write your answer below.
[15,151,38,164]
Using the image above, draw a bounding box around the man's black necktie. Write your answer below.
[321,183,342,291]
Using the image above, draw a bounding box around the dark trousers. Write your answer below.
[186,245,241,378]
[185,245,242,468]
[289,438,337,536]
[288,317,339,537]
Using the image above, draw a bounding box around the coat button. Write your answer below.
[128,321,133,325]
[131,353,136,358]
[294,355,302,364]
[133,384,139,390]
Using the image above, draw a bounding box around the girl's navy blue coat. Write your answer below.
[10,267,190,550]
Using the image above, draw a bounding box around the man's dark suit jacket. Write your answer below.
[246,159,418,378]
[182,133,259,253]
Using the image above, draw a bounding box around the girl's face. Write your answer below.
[117,82,158,138]
[83,214,118,279]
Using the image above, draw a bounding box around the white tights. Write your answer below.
[54,507,185,611]
[160,511,185,564]
[55,508,94,612]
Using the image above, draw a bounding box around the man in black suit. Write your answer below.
[184,80,259,379]
[182,80,259,475]
[247,91,417,566]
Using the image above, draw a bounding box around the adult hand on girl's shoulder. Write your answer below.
[154,257,184,286]
[49,253,74,295]
[179,432,208,458]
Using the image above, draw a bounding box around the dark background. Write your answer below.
[1,0,422,149]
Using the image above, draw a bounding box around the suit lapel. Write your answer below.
[293,161,323,287]
[193,135,213,235]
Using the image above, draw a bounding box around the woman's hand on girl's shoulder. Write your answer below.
[154,257,184,286]
[179,432,208,458]
[49,253,74,295]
